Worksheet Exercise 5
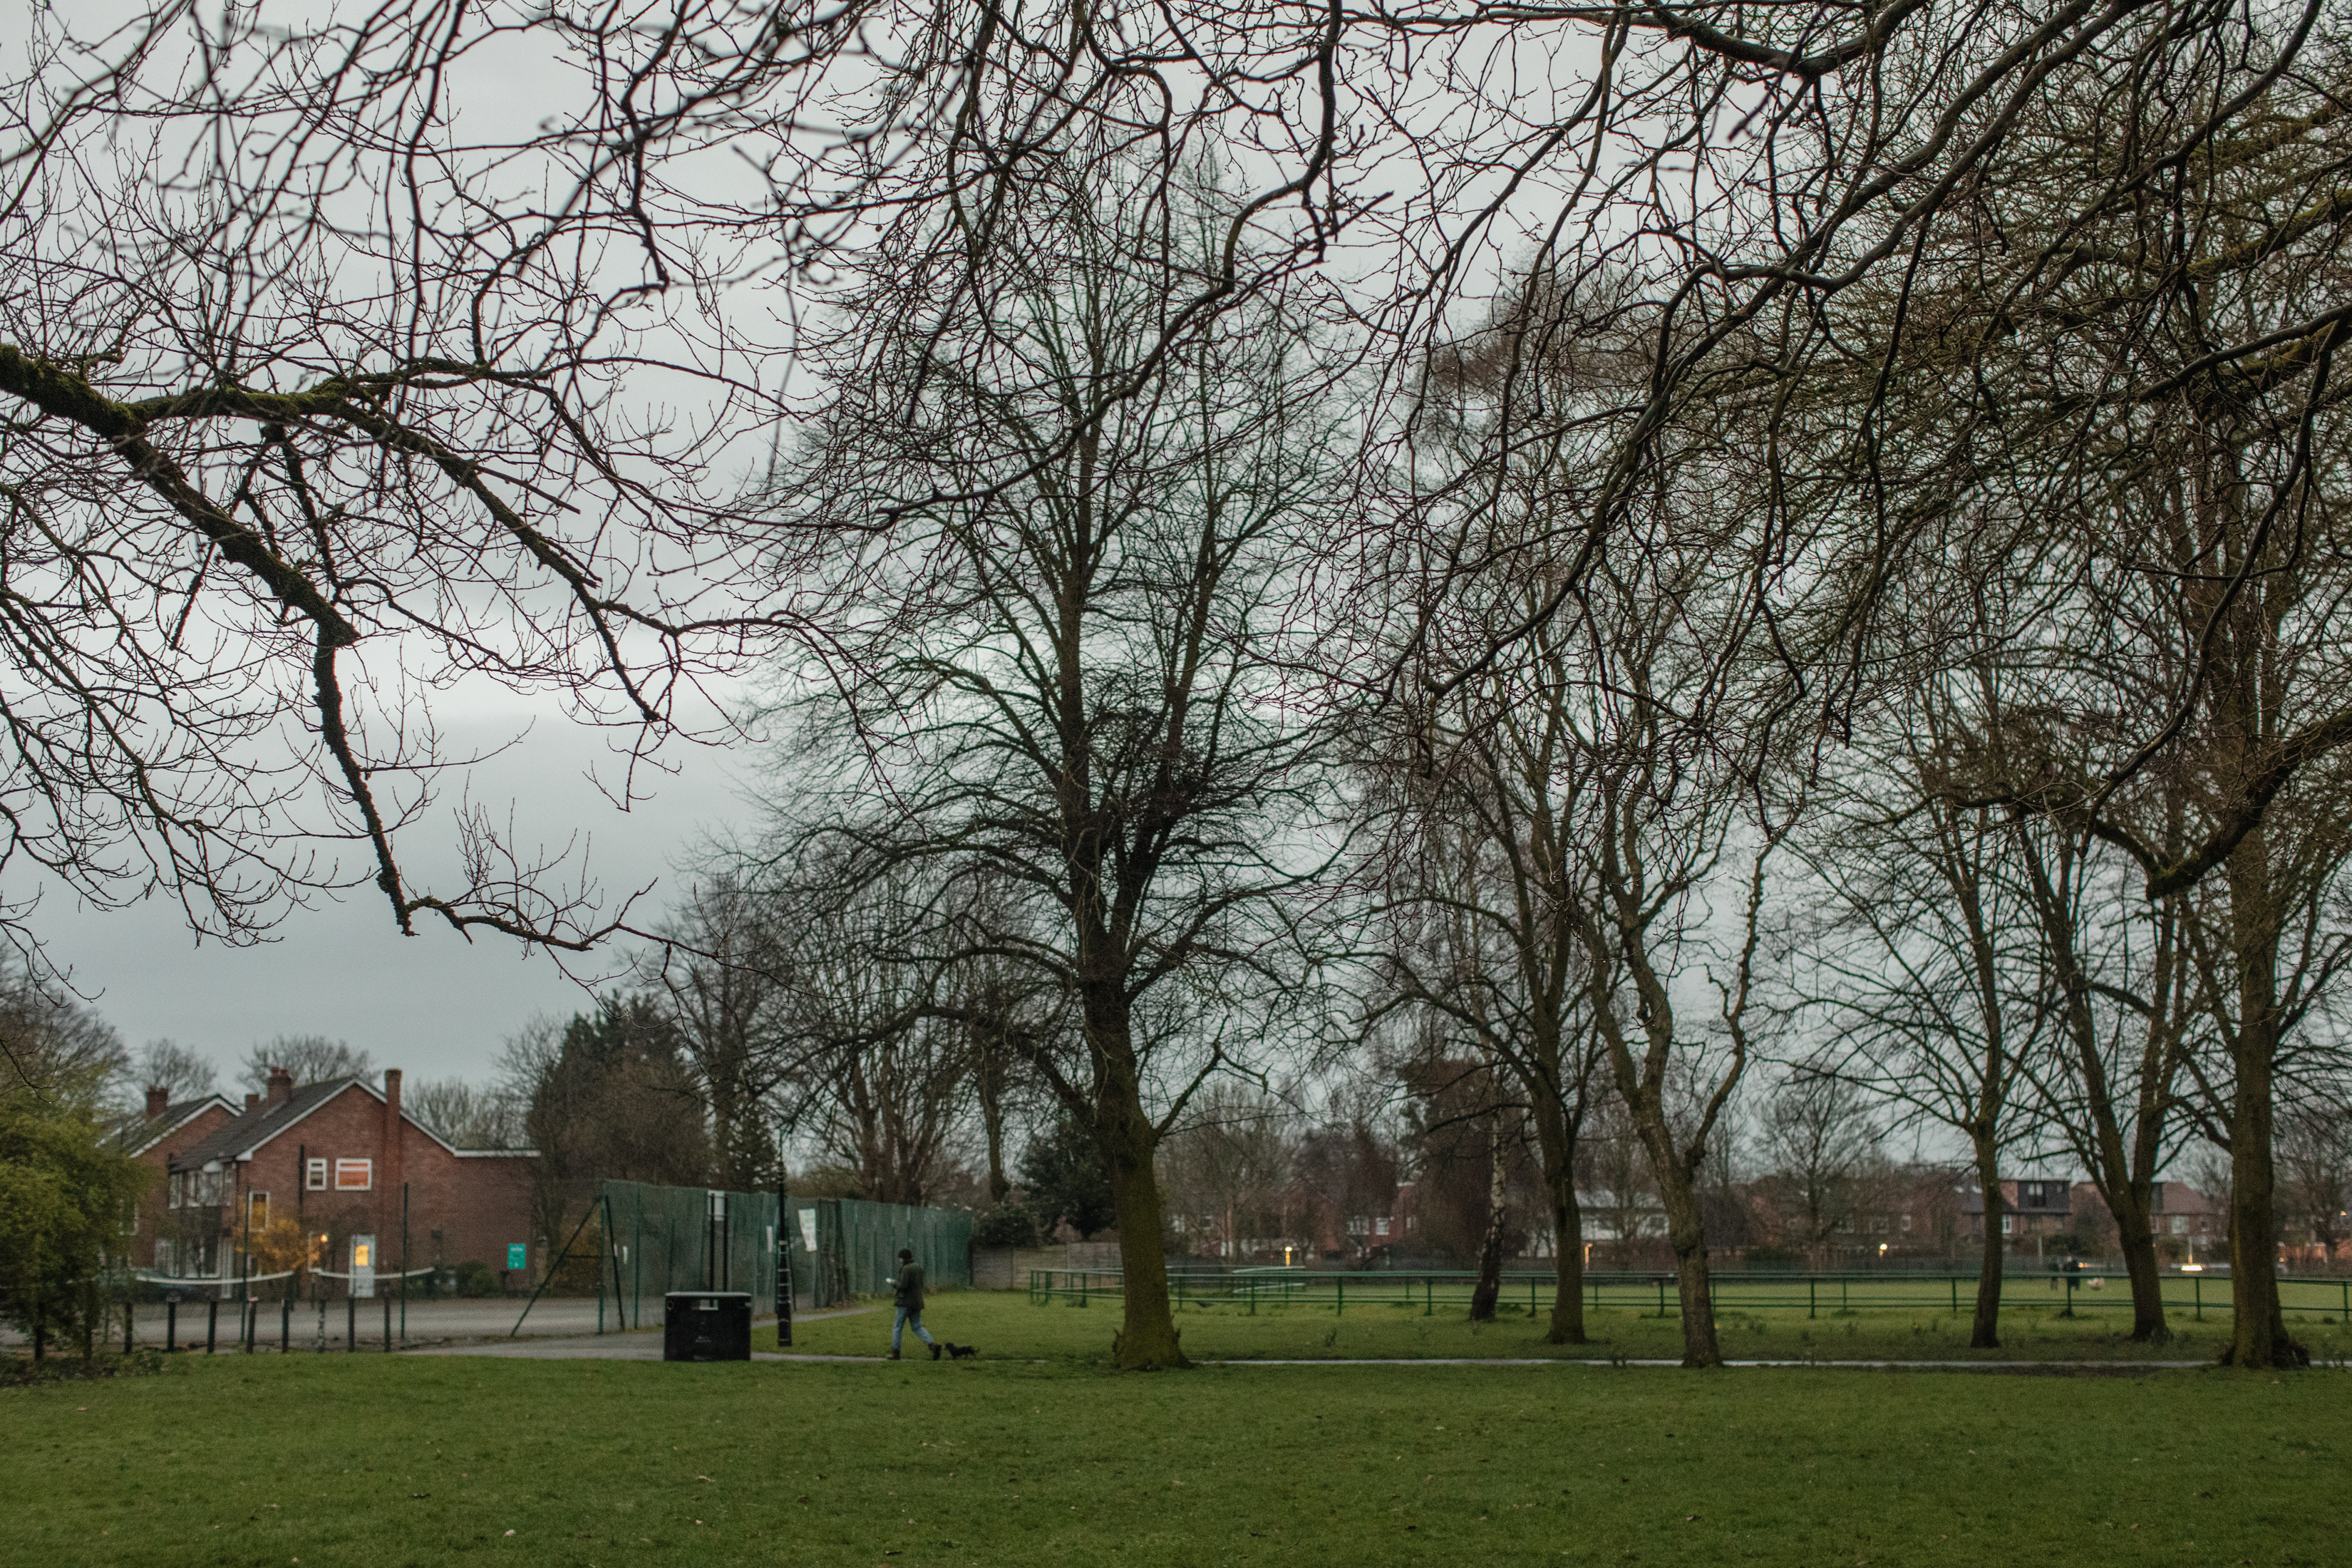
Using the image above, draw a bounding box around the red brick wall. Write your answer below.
[129,1105,234,1272]
[218,1083,537,1284]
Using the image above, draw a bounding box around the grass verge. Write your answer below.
[3,1348,2343,1567]
[787,1287,2352,1365]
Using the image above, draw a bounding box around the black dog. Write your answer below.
[942,1341,979,1360]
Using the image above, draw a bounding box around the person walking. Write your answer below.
[890,1248,937,1361]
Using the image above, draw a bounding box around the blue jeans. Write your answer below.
[892,1306,934,1352]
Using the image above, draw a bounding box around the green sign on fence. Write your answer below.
[507,1243,526,1269]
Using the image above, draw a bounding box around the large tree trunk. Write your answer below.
[1656,1166,1722,1368]
[1969,1140,2004,1349]
[2224,832,2299,1366]
[1469,1108,1507,1322]
[1531,1093,1587,1344]
[1093,1056,1188,1371]
[2115,1199,2167,1341]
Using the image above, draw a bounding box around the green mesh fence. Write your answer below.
[786,1197,974,1309]
[598,1180,781,1331]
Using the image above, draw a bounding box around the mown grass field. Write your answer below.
[790,1284,2352,1365]
[4,1333,2345,1568]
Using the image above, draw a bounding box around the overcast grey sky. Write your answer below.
[38,715,760,1089]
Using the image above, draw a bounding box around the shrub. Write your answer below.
[451,1259,500,1298]
[975,1201,1041,1249]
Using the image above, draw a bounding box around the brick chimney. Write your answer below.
[244,1092,260,1110]
[381,1069,405,1267]
[266,1066,294,1107]
[145,1085,170,1120]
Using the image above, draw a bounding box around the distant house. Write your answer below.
[2077,1180,2224,1260]
[115,1086,240,1275]
[157,1067,537,1297]
[1959,1176,2077,1248]
[1958,1176,2223,1261]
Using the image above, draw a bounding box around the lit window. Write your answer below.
[353,1241,372,1268]
[307,1158,329,1191]
[335,1158,373,1191]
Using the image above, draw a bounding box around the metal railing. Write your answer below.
[1027,1267,2352,1322]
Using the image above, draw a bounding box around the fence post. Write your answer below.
[346,1294,356,1353]
[1337,1276,1343,1316]
[1808,1279,1816,1320]
[280,1298,290,1353]
[1656,1276,1666,1319]
[2193,1275,2201,1321]
[206,1299,217,1353]
[1425,1275,1433,1317]
[1951,1276,1958,1316]
[383,1295,393,1351]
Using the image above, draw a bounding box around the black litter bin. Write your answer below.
[663,1291,753,1361]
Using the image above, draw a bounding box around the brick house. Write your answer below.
[160,1067,537,1297]
[115,1086,239,1275]
[1959,1176,2077,1249]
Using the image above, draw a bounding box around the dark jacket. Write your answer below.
[893,1262,926,1312]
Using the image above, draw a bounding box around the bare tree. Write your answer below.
[403,1078,525,1151]
[1157,1085,1301,1264]
[2276,1100,2352,1265]
[763,150,1349,1370]
[1751,1073,1888,1268]
[644,873,794,1192]
[128,1039,218,1106]
[237,1037,373,1093]
[2,3,796,967]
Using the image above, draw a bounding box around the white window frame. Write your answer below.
[307,1157,329,1190]
[334,1157,373,1192]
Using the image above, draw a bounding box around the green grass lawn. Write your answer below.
[788,1286,2352,1365]
[4,1346,2346,1568]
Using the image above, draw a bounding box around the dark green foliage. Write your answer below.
[1017,1118,1116,1239]
[450,1260,501,1298]
[973,1200,1041,1248]
[521,994,713,1245]
[0,1089,150,1351]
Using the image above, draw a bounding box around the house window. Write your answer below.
[1374,1217,1390,1238]
[1899,1213,1913,1232]
[2001,1215,2013,1235]
[335,1158,373,1191]
[248,1192,269,1230]
[307,1157,329,1190]
[154,1240,175,1274]
[167,1172,182,1209]
[2172,1216,2188,1235]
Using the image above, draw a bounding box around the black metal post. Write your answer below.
[123,1297,134,1355]
[205,1298,218,1353]
[280,1297,291,1353]
[401,1183,410,1344]
[244,1297,257,1353]
[775,1179,794,1348]
[382,1295,392,1352]
[165,1298,177,1351]
[346,1294,356,1353]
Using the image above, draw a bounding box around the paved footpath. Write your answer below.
[401,1308,879,1359]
